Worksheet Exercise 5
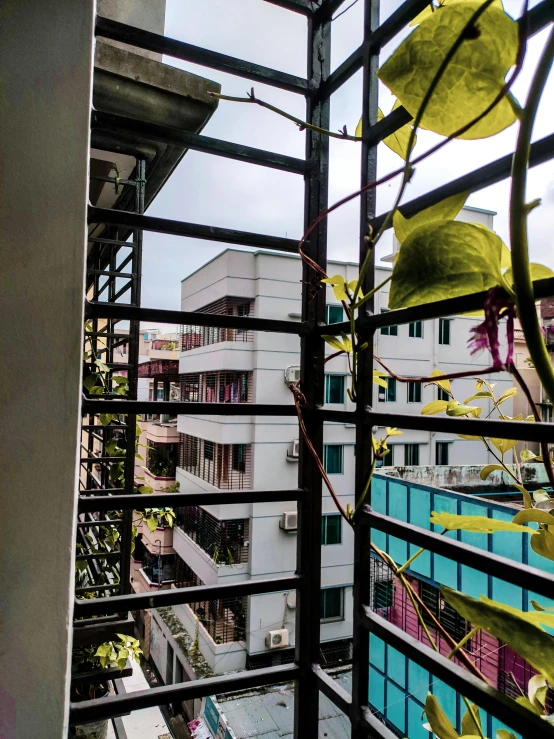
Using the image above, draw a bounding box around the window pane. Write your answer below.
[408,382,421,403]
[326,305,343,324]
[326,375,344,404]
[387,378,397,402]
[321,587,343,620]
[374,580,394,610]
[436,442,449,465]
[324,445,343,474]
[322,514,341,545]
[232,444,246,472]
[405,444,419,465]
[409,321,423,338]
[437,387,449,401]
[380,308,397,336]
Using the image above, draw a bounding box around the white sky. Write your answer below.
[140,0,554,318]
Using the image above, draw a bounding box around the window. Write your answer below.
[326,304,343,324]
[436,441,449,465]
[542,404,553,423]
[324,444,343,474]
[421,582,470,645]
[236,301,251,334]
[325,375,345,404]
[409,321,423,338]
[380,309,398,336]
[376,444,394,468]
[407,382,421,403]
[232,444,246,473]
[378,377,396,402]
[437,386,450,401]
[320,587,344,622]
[373,579,394,610]
[204,441,214,462]
[439,318,451,345]
[321,514,342,545]
[405,444,420,465]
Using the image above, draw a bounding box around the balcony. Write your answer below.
[178,435,251,490]
[176,506,249,565]
[181,297,254,353]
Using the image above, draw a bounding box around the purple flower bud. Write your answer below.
[467,287,516,370]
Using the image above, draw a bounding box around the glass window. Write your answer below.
[409,321,423,338]
[321,514,342,545]
[204,441,214,461]
[421,582,470,645]
[439,318,451,345]
[380,308,398,336]
[376,444,394,468]
[324,444,343,474]
[407,382,422,403]
[542,404,553,423]
[373,580,394,610]
[232,444,246,473]
[437,386,450,401]
[436,442,449,465]
[326,305,343,324]
[320,587,344,622]
[325,374,345,404]
[405,444,420,465]
[378,377,397,403]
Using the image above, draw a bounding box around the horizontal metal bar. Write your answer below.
[322,276,554,334]
[72,616,135,647]
[370,132,554,232]
[80,457,126,464]
[527,0,554,37]
[88,206,300,254]
[79,487,126,494]
[319,0,429,100]
[363,508,554,601]
[77,519,122,526]
[363,610,554,739]
[86,300,307,334]
[75,584,121,594]
[320,406,554,443]
[76,552,121,562]
[88,269,133,278]
[88,237,136,248]
[92,111,307,175]
[314,665,352,717]
[95,16,309,96]
[74,575,302,617]
[364,105,412,148]
[360,706,401,739]
[82,399,298,415]
[78,488,304,512]
[70,663,300,724]
[71,662,133,689]
[263,0,314,14]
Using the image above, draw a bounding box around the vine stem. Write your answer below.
[509,27,554,406]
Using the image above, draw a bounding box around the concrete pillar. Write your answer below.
[0,3,94,737]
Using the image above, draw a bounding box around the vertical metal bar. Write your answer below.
[351,1,379,736]
[294,7,331,738]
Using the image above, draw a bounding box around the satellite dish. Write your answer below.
[286,591,297,609]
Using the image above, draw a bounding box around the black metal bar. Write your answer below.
[88,206,300,254]
[73,616,136,647]
[314,665,352,716]
[294,6,330,736]
[88,237,136,248]
[92,111,308,175]
[78,488,304,512]
[85,300,307,334]
[75,552,121,562]
[370,132,554,232]
[74,575,301,618]
[82,399,298,415]
[75,584,121,594]
[71,663,133,689]
[363,508,554,601]
[360,707,401,739]
[363,610,554,739]
[77,519,122,526]
[95,16,309,95]
[70,664,300,724]
[264,0,315,14]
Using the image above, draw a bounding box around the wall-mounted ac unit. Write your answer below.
[288,438,299,458]
[280,511,298,531]
[266,628,290,649]
[284,365,300,385]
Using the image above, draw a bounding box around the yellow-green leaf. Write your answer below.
[512,508,554,526]
[441,587,554,686]
[373,370,388,389]
[424,694,458,739]
[497,729,518,738]
[480,464,505,480]
[393,192,467,245]
[528,674,547,711]
[531,529,554,562]
[426,369,452,396]
[410,0,505,27]
[446,401,480,417]
[386,427,403,436]
[378,1,519,139]
[357,104,417,161]
[461,704,482,738]
[504,264,554,285]
[322,275,348,301]
[389,221,504,309]
[430,511,534,534]
[477,596,554,631]
[497,387,518,405]
[489,437,517,454]
[348,280,363,299]
[513,484,533,509]
[515,696,541,716]
[457,433,482,441]
[421,400,449,415]
[464,391,493,403]
[322,335,345,353]
[520,449,537,462]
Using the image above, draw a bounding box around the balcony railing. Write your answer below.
[180,371,252,404]
[175,506,249,565]
[181,297,254,351]
[141,563,175,585]
[179,434,251,489]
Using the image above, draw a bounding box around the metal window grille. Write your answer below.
[180,296,254,350]
[175,506,250,565]
[71,2,554,738]
[178,433,252,489]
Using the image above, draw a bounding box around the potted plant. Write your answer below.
[70,634,142,739]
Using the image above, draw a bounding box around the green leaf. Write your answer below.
[430,511,534,534]
[464,391,493,403]
[424,694,459,739]
[497,729,518,739]
[504,264,554,285]
[94,644,112,657]
[146,516,158,532]
[393,192,467,245]
[138,485,153,495]
[461,704,482,737]
[512,484,533,509]
[386,427,403,437]
[373,370,388,389]
[135,453,144,461]
[112,376,128,385]
[480,464,506,480]
[426,369,452,396]
[88,385,105,396]
[489,437,517,454]
[497,387,518,405]
[528,674,547,711]
[512,508,554,526]
[83,374,99,391]
[520,449,537,462]
[378,1,519,139]
[441,587,554,687]
[446,400,480,417]
[99,413,115,427]
[377,106,415,161]
[322,335,345,353]
[321,275,349,301]
[340,332,353,354]
[421,400,449,415]
[531,529,554,562]
[389,221,504,309]
[515,696,541,715]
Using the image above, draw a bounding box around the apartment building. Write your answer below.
[162,211,514,675]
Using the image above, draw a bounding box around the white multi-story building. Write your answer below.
[166,206,514,675]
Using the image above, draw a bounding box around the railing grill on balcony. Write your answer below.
[175,506,249,565]
[178,433,251,489]
[180,371,252,403]
[181,297,254,351]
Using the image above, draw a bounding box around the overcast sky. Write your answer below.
[140,0,554,321]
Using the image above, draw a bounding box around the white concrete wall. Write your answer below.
[0,3,94,736]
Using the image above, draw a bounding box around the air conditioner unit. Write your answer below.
[284,365,301,385]
[280,511,298,531]
[266,628,290,649]
[289,438,299,458]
